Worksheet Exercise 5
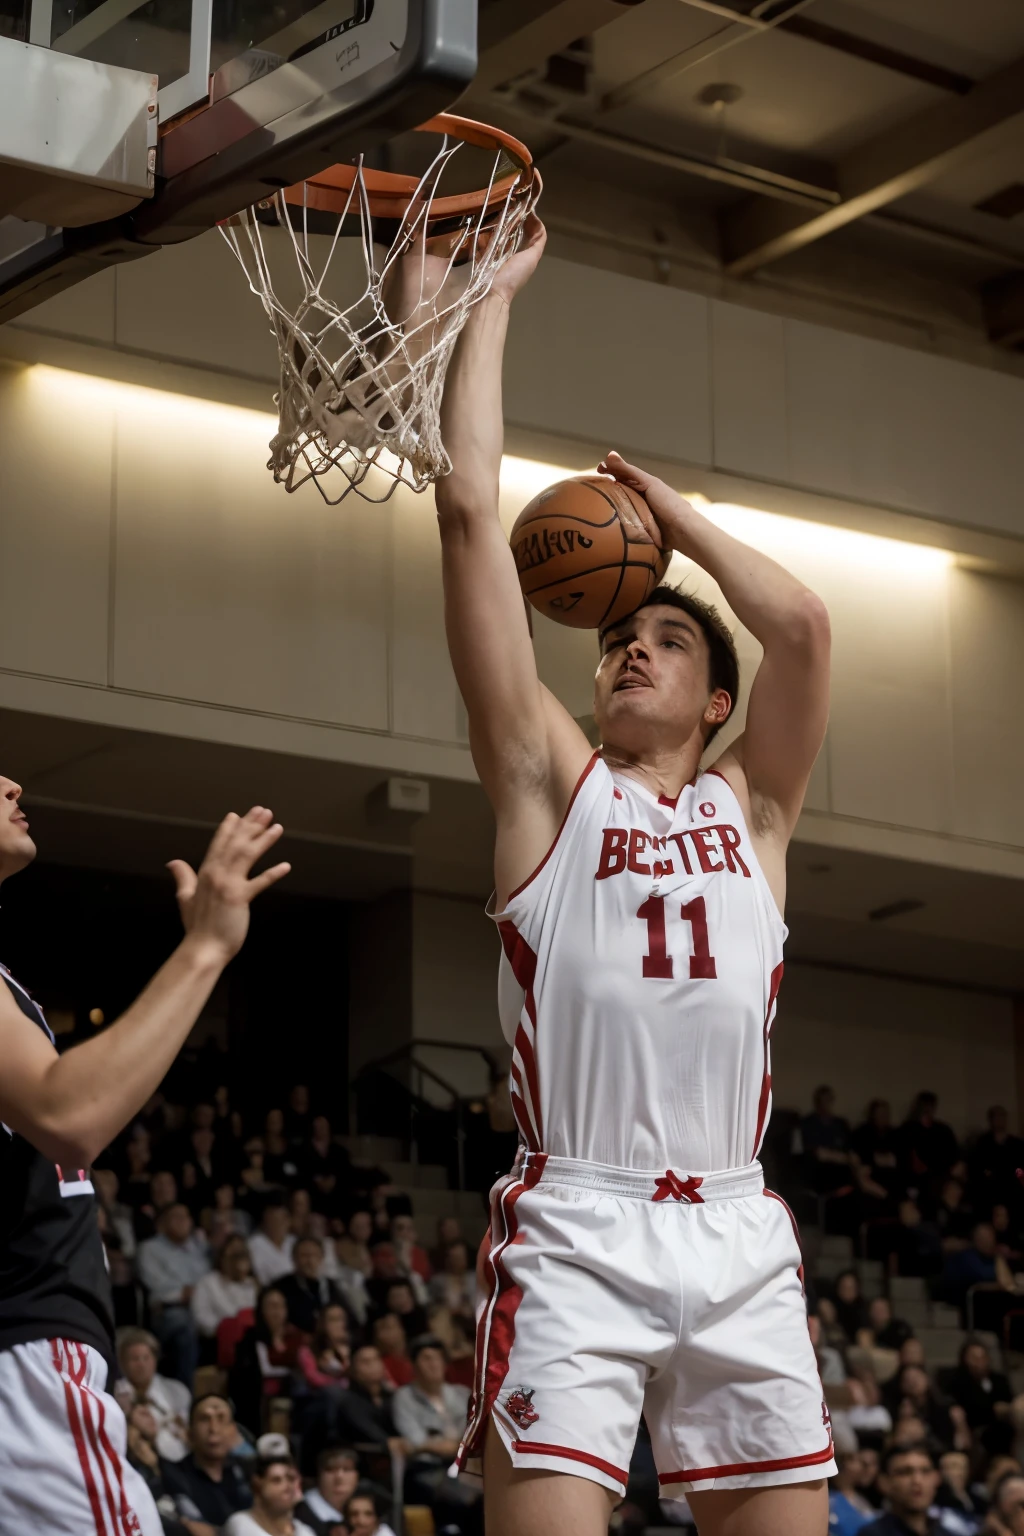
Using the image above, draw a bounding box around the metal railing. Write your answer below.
[352,1039,501,1191]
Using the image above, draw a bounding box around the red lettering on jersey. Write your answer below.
[628,829,651,875]
[667,833,694,875]
[718,824,751,878]
[689,827,724,873]
[596,828,628,879]
[699,801,716,818]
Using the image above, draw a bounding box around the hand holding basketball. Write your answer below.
[168,807,291,966]
[598,451,694,546]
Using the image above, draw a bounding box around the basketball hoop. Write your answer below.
[220,114,539,504]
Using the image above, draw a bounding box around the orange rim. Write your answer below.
[280,113,535,223]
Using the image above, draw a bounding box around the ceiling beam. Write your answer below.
[722,53,1024,277]
[473,0,644,94]
[984,271,1024,348]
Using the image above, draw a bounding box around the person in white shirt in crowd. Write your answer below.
[113,1327,191,1462]
[223,1454,316,1536]
[345,1490,398,1536]
[191,1234,258,1343]
[249,1202,296,1288]
[393,1335,480,1531]
[137,1201,211,1385]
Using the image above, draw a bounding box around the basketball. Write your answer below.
[510,476,671,630]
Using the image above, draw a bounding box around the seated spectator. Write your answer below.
[845,1362,893,1439]
[336,1209,375,1277]
[857,1446,883,1510]
[428,1240,477,1321]
[181,1126,224,1217]
[298,1303,351,1392]
[230,1285,306,1434]
[224,1453,316,1536]
[993,1204,1023,1264]
[138,1201,210,1386]
[297,1447,360,1536]
[373,1312,413,1386]
[799,1085,854,1194]
[285,1083,314,1145]
[191,1233,258,1343]
[125,1402,189,1535]
[250,1201,297,1288]
[240,1138,276,1204]
[886,1364,969,1451]
[331,1344,401,1450]
[162,1393,254,1530]
[935,1450,983,1532]
[857,1296,914,1353]
[934,1179,973,1253]
[114,1328,191,1462]
[423,1304,475,1387]
[135,1168,180,1242]
[939,1222,1015,1315]
[94,1166,138,1258]
[894,1198,943,1279]
[391,1213,432,1283]
[829,1449,877,1534]
[898,1337,928,1370]
[989,1471,1024,1536]
[205,1182,254,1248]
[888,1411,931,1451]
[289,1187,314,1240]
[949,1339,1018,1455]
[833,1270,870,1343]
[263,1109,301,1187]
[900,1092,959,1198]
[374,1272,428,1338]
[970,1106,1024,1213]
[344,1490,398,1536]
[430,1215,464,1272]
[279,1236,348,1335]
[393,1336,480,1534]
[122,1131,154,1214]
[852,1100,904,1210]
[817,1296,848,1351]
[302,1117,353,1216]
[865,1441,940,1533]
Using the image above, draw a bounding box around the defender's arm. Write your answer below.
[0,808,289,1167]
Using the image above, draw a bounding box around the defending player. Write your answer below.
[0,778,289,1534]
[434,218,833,1536]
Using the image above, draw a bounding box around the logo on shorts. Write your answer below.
[822,1401,832,1436]
[125,1512,142,1535]
[505,1387,540,1430]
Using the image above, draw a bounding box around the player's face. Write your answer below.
[594,608,730,753]
[0,774,36,881]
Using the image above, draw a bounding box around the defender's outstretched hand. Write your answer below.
[168,807,290,966]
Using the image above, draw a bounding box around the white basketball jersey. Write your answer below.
[493,754,786,1173]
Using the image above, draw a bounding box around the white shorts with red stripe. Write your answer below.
[0,1338,163,1536]
[457,1154,836,1498]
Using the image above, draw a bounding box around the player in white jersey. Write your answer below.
[432,216,832,1536]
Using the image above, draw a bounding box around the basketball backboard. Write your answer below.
[0,0,477,320]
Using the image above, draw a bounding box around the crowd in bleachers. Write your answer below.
[93,1077,485,1536]
[785,1087,1024,1536]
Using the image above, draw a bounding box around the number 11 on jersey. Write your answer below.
[637,895,717,980]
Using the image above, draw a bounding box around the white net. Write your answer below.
[220,125,538,504]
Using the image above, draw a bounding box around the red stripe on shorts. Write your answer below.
[512,1440,629,1485]
[53,1339,108,1535]
[659,1439,835,1484]
[77,1355,122,1536]
[78,1343,137,1534]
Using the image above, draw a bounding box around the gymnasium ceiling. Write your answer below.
[468,0,1024,364]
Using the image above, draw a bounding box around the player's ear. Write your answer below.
[704,688,732,726]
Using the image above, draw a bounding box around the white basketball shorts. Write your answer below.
[0,1337,163,1536]
[457,1153,836,1498]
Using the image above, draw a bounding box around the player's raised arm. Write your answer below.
[0,807,289,1167]
[435,217,592,892]
[599,451,830,845]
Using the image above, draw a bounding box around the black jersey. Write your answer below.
[0,966,115,1371]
